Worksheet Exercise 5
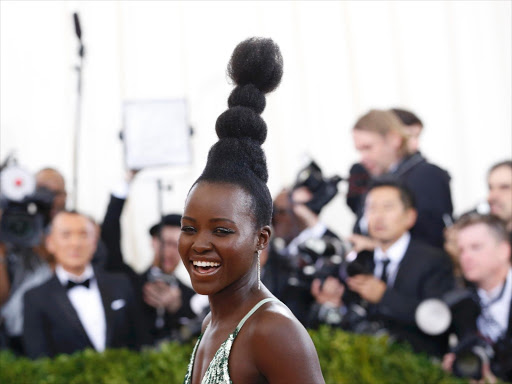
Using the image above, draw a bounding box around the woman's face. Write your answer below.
[179,182,269,295]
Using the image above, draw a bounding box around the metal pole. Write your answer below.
[71,12,84,210]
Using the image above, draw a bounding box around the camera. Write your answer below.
[415,289,511,381]
[308,248,387,335]
[0,162,55,248]
[331,253,387,334]
[147,266,179,286]
[293,161,343,214]
[281,236,347,290]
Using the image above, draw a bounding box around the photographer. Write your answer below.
[268,184,340,325]
[350,109,453,250]
[311,180,455,357]
[100,173,198,345]
[442,213,511,382]
[346,108,424,216]
[0,167,65,354]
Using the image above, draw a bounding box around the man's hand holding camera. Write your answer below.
[291,187,319,228]
[442,353,498,384]
[143,281,182,314]
[311,277,345,307]
[346,274,387,304]
[348,234,378,253]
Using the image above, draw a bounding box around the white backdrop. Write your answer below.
[1,0,511,272]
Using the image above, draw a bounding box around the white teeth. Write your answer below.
[193,261,220,267]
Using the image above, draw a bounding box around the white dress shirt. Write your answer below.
[373,232,411,287]
[56,264,107,352]
[477,268,512,342]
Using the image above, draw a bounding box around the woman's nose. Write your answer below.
[191,234,213,254]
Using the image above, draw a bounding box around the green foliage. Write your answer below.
[309,326,469,384]
[0,328,481,384]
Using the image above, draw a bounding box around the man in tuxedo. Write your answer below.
[311,180,455,356]
[23,210,142,359]
[443,213,512,382]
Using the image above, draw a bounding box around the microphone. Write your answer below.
[73,12,82,40]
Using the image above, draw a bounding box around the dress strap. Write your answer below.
[235,297,278,332]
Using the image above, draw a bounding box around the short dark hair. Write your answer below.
[148,214,182,237]
[455,213,509,243]
[366,178,416,210]
[193,37,283,228]
[391,108,423,128]
[488,160,512,176]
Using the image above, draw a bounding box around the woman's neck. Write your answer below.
[208,274,266,325]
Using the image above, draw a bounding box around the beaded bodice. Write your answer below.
[183,298,277,384]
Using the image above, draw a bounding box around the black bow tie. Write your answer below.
[66,278,91,290]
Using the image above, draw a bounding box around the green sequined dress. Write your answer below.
[183,297,278,384]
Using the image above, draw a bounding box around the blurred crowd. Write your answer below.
[0,108,510,382]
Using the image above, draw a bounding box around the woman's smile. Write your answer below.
[190,259,222,277]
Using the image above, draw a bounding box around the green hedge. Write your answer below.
[0,327,485,384]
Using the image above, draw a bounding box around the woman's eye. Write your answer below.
[214,227,235,235]
[181,226,196,233]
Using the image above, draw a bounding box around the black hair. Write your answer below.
[149,214,182,237]
[194,37,283,228]
[366,178,416,210]
[391,108,423,128]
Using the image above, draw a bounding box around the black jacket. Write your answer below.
[344,238,456,357]
[23,268,142,359]
[353,153,453,249]
[101,195,196,345]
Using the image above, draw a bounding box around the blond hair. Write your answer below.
[353,109,410,156]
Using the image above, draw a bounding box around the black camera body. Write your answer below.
[335,253,387,334]
[311,249,387,335]
[416,288,511,381]
[0,187,55,248]
[283,236,346,290]
[294,161,343,214]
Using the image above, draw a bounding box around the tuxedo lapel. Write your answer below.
[391,241,415,290]
[95,270,116,347]
[48,277,94,349]
[507,296,512,338]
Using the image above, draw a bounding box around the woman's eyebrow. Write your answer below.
[182,216,196,222]
[210,218,236,224]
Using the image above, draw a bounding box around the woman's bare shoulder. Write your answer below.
[251,301,311,345]
[246,301,325,384]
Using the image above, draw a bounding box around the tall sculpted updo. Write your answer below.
[196,37,283,228]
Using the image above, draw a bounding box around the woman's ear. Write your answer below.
[257,225,272,250]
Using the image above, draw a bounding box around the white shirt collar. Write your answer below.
[374,232,411,264]
[477,268,512,305]
[56,264,94,286]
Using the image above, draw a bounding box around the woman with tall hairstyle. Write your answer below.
[179,37,325,384]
